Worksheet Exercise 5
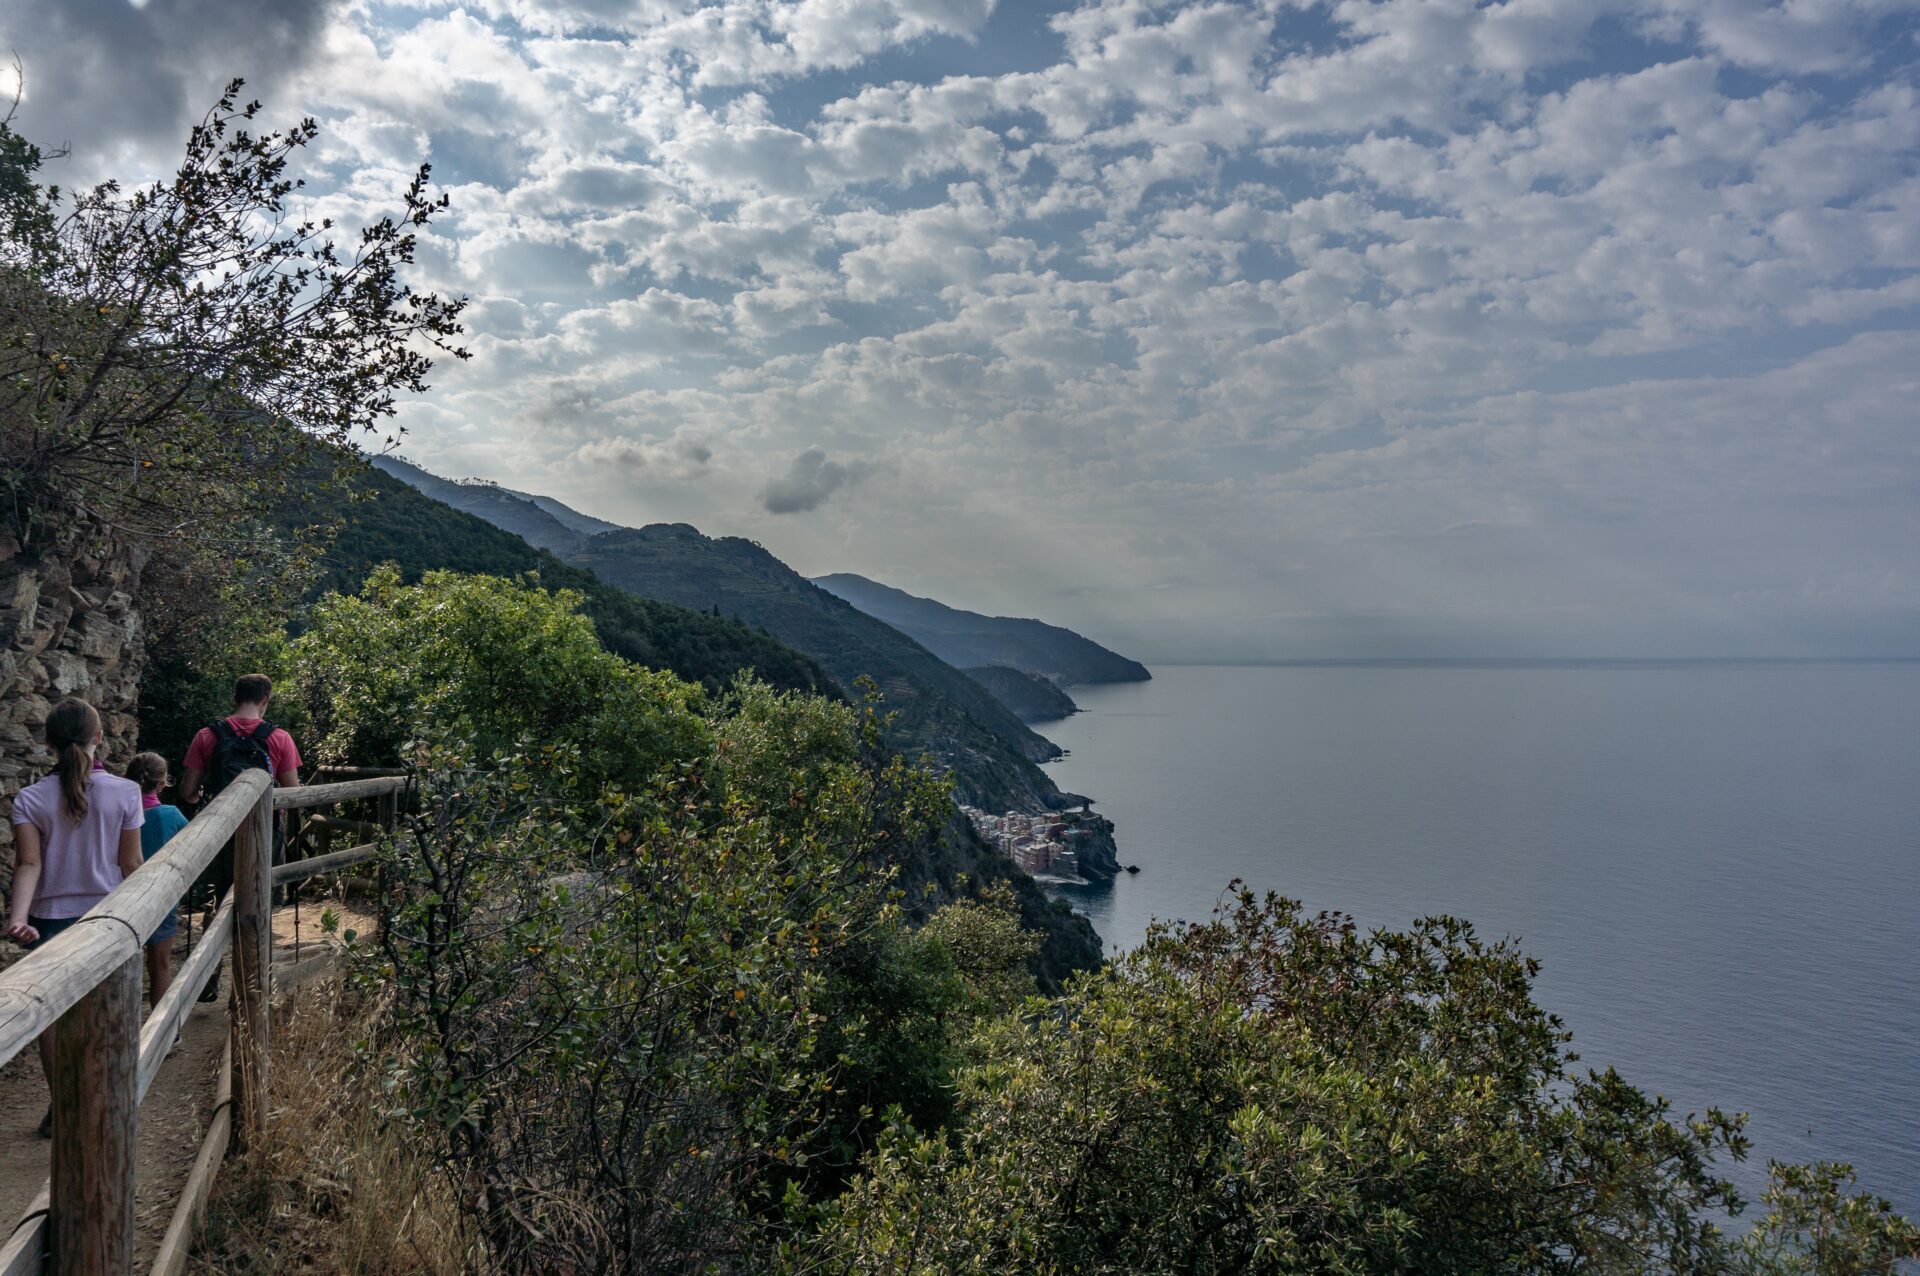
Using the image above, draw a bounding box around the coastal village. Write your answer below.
[961,804,1093,881]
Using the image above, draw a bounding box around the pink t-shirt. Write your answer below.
[10,768,144,919]
[184,716,303,781]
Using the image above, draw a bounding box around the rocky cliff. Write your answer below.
[1,521,148,894]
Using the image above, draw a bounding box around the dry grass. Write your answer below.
[189,978,477,1275]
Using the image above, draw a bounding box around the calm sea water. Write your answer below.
[1042,662,1920,1217]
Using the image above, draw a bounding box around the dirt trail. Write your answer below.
[0,899,375,1268]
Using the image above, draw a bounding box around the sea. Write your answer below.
[1040,661,1920,1218]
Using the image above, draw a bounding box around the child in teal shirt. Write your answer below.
[127,752,189,1011]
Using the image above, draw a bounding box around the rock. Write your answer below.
[1,517,149,895]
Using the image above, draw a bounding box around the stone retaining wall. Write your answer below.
[0,522,147,895]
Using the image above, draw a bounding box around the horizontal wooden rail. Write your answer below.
[0,771,270,1073]
[2,766,404,1276]
[272,842,379,886]
[0,890,231,1276]
[148,1049,232,1276]
[273,776,407,811]
[137,899,233,1103]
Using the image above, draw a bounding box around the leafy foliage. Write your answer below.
[288,567,708,802]
[300,573,953,1270]
[0,82,463,546]
[1,85,464,774]
[814,889,1920,1276]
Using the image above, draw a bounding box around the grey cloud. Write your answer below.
[573,435,715,480]
[759,447,873,514]
[5,0,343,186]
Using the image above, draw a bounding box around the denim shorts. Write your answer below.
[24,914,81,949]
[28,909,178,948]
[147,908,179,946]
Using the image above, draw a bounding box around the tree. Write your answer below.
[1,79,466,547]
[288,567,709,801]
[1,79,466,780]
[812,888,1920,1275]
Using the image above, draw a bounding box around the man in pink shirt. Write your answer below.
[180,673,304,803]
[179,673,302,1001]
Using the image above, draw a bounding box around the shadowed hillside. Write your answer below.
[814,573,1149,685]
[285,464,838,699]
[965,665,1079,722]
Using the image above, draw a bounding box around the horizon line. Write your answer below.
[1141,655,1920,668]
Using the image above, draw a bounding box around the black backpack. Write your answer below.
[206,719,279,797]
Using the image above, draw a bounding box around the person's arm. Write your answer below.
[273,731,302,790]
[179,765,204,807]
[117,828,143,882]
[7,824,42,943]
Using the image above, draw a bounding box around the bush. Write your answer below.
[812,889,1920,1275]
[298,569,954,1269]
[289,566,709,800]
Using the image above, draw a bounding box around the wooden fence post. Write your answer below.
[230,782,275,1154]
[49,951,140,1276]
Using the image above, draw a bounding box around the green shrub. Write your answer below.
[812,889,1920,1276]
[289,566,709,800]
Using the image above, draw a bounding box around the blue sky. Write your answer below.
[8,0,1920,658]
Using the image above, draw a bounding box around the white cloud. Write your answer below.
[19,0,1920,654]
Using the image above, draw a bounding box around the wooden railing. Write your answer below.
[0,771,408,1276]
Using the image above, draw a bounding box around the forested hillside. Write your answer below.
[964,665,1079,722]
[285,462,1104,981]
[573,525,1086,818]
[285,463,837,699]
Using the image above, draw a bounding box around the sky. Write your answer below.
[6,0,1920,660]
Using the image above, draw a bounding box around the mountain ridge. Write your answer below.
[964,665,1079,723]
[288,460,1105,981]
[369,462,1118,880]
[812,573,1150,686]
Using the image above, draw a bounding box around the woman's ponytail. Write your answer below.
[45,698,103,821]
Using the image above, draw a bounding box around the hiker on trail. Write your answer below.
[125,752,188,1014]
[4,698,145,1138]
[179,673,303,808]
[178,674,302,1002]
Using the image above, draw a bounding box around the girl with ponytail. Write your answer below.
[6,698,146,1136]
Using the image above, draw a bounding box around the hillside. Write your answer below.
[371,455,586,555]
[370,461,1122,880]
[812,573,1150,685]
[287,464,838,699]
[965,665,1079,723]
[292,462,1106,978]
[573,527,1081,814]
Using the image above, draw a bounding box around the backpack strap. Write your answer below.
[211,719,238,745]
[252,721,278,760]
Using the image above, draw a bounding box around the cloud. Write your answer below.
[17,0,1920,654]
[573,434,716,480]
[4,0,345,186]
[759,447,875,513]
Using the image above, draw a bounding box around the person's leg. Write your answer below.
[35,1028,53,1136]
[198,841,233,1002]
[25,915,78,1136]
[145,941,173,1009]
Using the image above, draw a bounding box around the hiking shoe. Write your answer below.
[197,970,220,1003]
[36,1106,51,1139]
